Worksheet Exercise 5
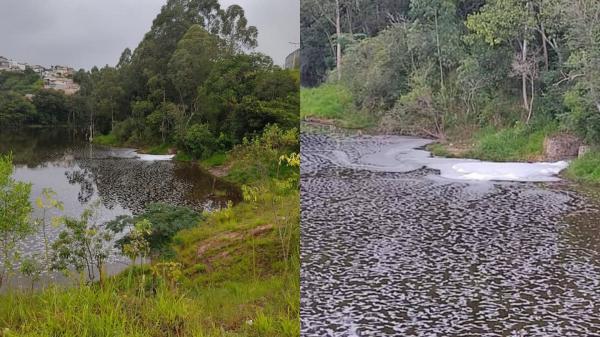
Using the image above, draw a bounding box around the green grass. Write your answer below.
[201,152,227,168]
[565,150,600,184]
[174,151,193,162]
[145,143,171,155]
[300,84,353,120]
[467,124,558,162]
[427,143,453,158]
[92,134,119,146]
[300,84,375,129]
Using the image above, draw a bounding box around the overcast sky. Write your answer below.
[0,0,299,69]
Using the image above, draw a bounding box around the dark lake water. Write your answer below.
[0,127,240,289]
[301,132,600,336]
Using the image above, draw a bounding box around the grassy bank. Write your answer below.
[93,134,175,156]
[427,124,558,162]
[300,84,374,129]
[428,124,600,185]
[564,150,600,184]
[0,126,300,337]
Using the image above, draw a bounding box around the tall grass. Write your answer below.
[565,150,600,184]
[300,84,353,120]
[468,124,558,162]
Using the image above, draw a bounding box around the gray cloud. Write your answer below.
[0,0,299,69]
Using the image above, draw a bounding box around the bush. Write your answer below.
[107,203,203,256]
[337,25,411,111]
[228,124,299,184]
[561,87,600,145]
[180,123,218,160]
[112,118,144,144]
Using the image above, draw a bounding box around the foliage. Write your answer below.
[565,150,600,184]
[32,90,68,125]
[34,187,64,265]
[92,133,119,146]
[180,123,219,159]
[0,154,33,288]
[300,83,353,121]
[107,203,203,257]
[300,0,411,86]
[469,123,558,161]
[51,205,114,283]
[227,125,299,184]
[302,0,600,150]
[0,92,36,126]
[122,220,152,267]
[0,68,42,94]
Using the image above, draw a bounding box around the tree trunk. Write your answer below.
[521,39,530,118]
[540,23,549,71]
[435,10,445,92]
[527,76,535,123]
[335,0,342,81]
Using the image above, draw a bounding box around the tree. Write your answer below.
[51,205,114,284]
[92,67,124,132]
[168,24,218,109]
[32,89,68,124]
[219,5,258,53]
[34,188,64,266]
[300,0,411,86]
[562,0,600,113]
[180,123,218,159]
[467,0,539,123]
[0,154,33,288]
[122,219,152,268]
[117,48,132,69]
[0,92,37,126]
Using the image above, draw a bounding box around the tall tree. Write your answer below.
[467,0,539,123]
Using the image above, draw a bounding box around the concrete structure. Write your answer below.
[43,74,80,95]
[285,49,300,70]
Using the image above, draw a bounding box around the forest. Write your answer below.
[301,0,600,182]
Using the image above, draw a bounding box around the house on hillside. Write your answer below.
[51,65,74,78]
[32,65,46,76]
[9,60,26,72]
[0,56,10,70]
[43,75,80,95]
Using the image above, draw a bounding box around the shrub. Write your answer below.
[107,203,203,257]
[180,123,218,160]
[112,118,144,144]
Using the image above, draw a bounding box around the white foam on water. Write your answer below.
[331,136,570,182]
[135,153,175,161]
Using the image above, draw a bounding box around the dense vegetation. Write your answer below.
[0,125,300,336]
[301,0,600,179]
[68,0,299,160]
[1,0,299,162]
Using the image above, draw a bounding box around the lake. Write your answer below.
[0,127,240,289]
[301,131,600,336]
